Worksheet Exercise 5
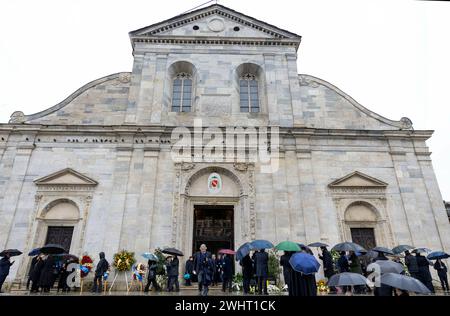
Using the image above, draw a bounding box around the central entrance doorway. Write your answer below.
[193,205,234,256]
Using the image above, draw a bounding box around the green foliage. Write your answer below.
[233,272,243,284]
[154,248,167,275]
[268,250,281,283]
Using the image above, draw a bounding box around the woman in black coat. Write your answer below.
[26,256,39,290]
[39,255,55,292]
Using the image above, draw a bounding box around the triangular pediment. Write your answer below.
[34,168,98,186]
[130,4,301,41]
[328,171,388,188]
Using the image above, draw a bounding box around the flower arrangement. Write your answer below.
[267,284,282,294]
[317,279,330,294]
[80,255,94,278]
[113,250,136,272]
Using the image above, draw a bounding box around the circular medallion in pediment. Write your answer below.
[207,18,225,32]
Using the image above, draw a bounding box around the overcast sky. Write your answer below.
[0,0,449,200]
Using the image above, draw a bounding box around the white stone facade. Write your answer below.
[1,4,449,284]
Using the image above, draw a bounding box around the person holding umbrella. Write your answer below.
[404,250,419,280]
[39,254,55,293]
[0,253,15,293]
[252,248,269,295]
[166,255,180,292]
[433,259,449,292]
[415,252,434,293]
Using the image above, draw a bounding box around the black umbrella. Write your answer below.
[40,244,66,254]
[380,273,431,294]
[331,242,366,253]
[308,242,329,248]
[161,247,184,256]
[0,249,23,257]
[327,272,369,287]
[412,247,431,254]
[392,245,414,255]
[372,247,394,255]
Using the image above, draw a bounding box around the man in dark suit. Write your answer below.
[193,244,212,294]
[252,249,269,295]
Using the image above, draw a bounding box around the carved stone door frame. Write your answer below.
[171,162,256,258]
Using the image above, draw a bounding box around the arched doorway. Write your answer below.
[171,163,255,258]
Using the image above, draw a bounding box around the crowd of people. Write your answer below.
[1,242,449,296]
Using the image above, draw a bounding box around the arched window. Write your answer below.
[172,72,192,112]
[239,73,259,113]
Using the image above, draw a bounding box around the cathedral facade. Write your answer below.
[1,4,449,283]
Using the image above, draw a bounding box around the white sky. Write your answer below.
[0,0,449,200]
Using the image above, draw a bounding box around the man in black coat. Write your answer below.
[26,255,39,290]
[193,244,212,293]
[240,254,253,294]
[252,249,269,295]
[404,251,419,279]
[166,255,180,292]
[91,252,109,293]
[30,255,44,293]
[416,253,435,293]
[221,254,233,292]
[434,259,449,292]
[0,254,14,293]
[39,255,55,292]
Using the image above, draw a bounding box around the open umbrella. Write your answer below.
[28,248,41,256]
[289,252,320,275]
[331,242,366,253]
[327,272,369,287]
[218,249,236,255]
[427,251,450,260]
[412,247,431,254]
[236,242,255,261]
[54,253,79,262]
[372,247,394,255]
[275,241,300,252]
[142,252,158,261]
[0,249,23,257]
[161,247,184,256]
[380,273,431,294]
[308,242,329,248]
[367,260,404,274]
[250,240,274,250]
[392,245,414,254]
[40,244,66,254]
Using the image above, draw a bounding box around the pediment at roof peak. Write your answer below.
[130,4,301,40]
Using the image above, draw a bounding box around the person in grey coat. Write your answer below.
[252,249,269,295]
